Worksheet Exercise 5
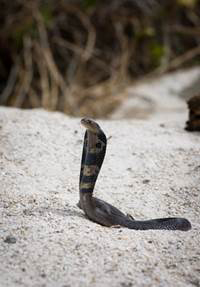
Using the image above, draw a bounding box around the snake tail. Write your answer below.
[117,217,191,231]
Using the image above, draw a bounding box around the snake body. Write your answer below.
[78,118,191,231]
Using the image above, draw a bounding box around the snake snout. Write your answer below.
[81,117,90,124]
[81,118,101,133]
[81,117,94,127]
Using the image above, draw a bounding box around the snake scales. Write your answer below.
[78,118,191,231]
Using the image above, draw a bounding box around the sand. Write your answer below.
[0,103,199,287]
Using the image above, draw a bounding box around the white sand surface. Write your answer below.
[0,106,199,287]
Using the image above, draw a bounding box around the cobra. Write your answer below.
[78,118,191,231]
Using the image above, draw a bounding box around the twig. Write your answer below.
[35,42,50,109]
[14,36,33,107]
[0,61,19,104]
[53,36,111,75]
[28,88,41,108]
[143,44,200,80]
[161,45,200,73]
[172,25,200,37]
[59,2,96,62]
[113,21,130,83]
[35,11,78,113]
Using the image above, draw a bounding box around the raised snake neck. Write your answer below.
[78,118,191,231]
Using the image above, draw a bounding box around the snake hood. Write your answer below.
[79,118,107,194]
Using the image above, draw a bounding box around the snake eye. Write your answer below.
[81,118,91,125]
[84,118,91,124]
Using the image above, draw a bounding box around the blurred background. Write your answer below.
[0,0,200,118]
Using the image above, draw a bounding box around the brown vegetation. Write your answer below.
[0,0,200,118]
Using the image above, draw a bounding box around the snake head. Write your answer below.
[81,118,102,134]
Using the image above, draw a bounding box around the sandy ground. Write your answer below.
[0,102,199,287]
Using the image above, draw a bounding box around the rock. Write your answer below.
[185,95,200,131]
[4,236,17,244]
